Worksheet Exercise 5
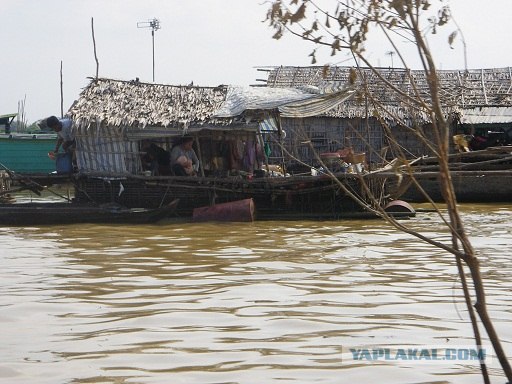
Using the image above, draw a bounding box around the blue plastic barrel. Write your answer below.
[56,153,73,174]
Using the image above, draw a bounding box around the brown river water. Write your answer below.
[1,199,511,384]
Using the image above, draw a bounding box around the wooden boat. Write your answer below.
[73,172,387,220]
[385,147,512,203]
[0,198,179,226]
[397,169,512,203]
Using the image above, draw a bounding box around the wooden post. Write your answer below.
[194,135,205,177]
[60,61,64,118]
[253,132,260,170]
[258,129,270,173]
[277,115,287,175]
[91,17,99,79]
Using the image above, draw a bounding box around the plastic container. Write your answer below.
[56,153,73,174]
[192,198,255,222]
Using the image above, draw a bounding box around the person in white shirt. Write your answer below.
[46,116,75,153]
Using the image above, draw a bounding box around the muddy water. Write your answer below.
[0,203,511,383]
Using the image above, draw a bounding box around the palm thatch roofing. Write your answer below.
[68,77,360,133]
[262,66,512,124]
[68,78,231,130]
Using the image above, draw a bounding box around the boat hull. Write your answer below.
[73,174,383,220]
[397,170,512,203]
[0,199,179,226]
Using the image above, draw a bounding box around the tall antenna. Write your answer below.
[386,51,395,68]
[137,18,161,82]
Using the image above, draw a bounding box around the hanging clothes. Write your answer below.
[243,139,256,171]
[264,142,272,158]
[228,139,244,170]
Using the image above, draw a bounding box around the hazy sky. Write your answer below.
[2,0,511,124]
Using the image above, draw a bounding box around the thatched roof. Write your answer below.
[263,66,512,124]
[68,77,358,131]
[69,78,231,130]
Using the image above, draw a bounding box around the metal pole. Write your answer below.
[137,18,160,82]
[152,29,155,82]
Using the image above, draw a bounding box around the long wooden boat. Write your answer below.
[396,170,512,203]
[383,147,512,203]
[72,172,391,220]
[0,199,179,226]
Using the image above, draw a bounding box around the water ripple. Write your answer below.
[0,204,511,383]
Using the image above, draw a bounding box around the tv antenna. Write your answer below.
[137,18,161,82]
[386,51,395,68]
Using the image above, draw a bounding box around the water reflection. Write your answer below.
[0,204,511,383]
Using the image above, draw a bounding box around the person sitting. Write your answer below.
[141,141,172,175]
[170,137,199,176]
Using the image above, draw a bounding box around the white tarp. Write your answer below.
[214,85,356,118]
[278,88,356,118]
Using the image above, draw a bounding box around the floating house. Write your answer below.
[260,65,512,163]
[66,77,387,218]
[257,66,512,202]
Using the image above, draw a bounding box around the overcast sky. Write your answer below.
[2,0,511,124]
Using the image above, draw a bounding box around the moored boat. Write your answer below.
[390,147,512,203]
[73,171,382,220]
[0,198,179,226]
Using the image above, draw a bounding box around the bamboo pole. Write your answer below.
[194,135,205,177]
[258,129,270,173]
[91,17,99,79]
[60,61,64,118]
